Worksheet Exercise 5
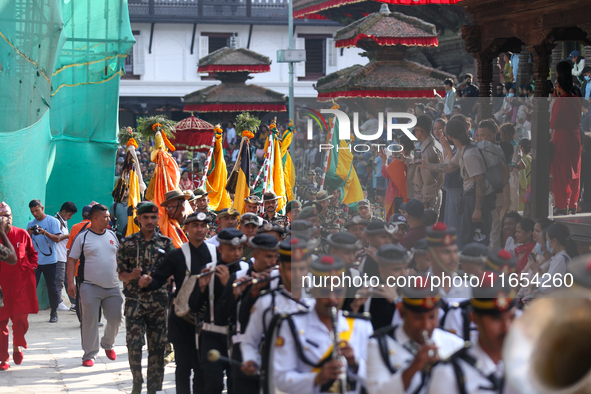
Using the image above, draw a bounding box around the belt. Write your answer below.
[202,323,229,335]
[232,333,244,345]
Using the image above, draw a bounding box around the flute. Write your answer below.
[232,266,280,288]
[195,258,247,279]
[330,306,348,394]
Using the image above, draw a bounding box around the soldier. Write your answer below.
[272,255,374,394]
[427,273,517,394]
[161,189,193,232]
[138,211,218,394]
[240,237,313,386]
[206,208,241,247]
[409,239,430,275]
[358,199,373,221]
[344,215,368,245]
[262,191,289,227]
[359,220,397,282]
[189,228,250,394]
[327,232,364,308]
[244,196,265,226]
[117,202,175,394]
[484,248,518,276]
[297,207,321,239]
[193,188,218,236]
[366,275,465,394]
[372,188,387,221]
[459,242,488,278]
[286,200,302,223]
[239,213,259,260]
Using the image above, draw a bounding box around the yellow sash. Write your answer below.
[312,317,355,373]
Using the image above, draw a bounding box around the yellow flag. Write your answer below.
[270,135,286,212]
[126,168,140,237]
[280,129,295,202]
[207,133,232,210]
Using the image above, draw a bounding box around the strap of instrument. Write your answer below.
[205,242,218,324]
[450,357,469,394]
[372,325,398,374]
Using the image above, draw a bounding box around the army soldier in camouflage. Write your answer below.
[328,187,349,227]
[117,202,175,394]
[262,191,288,228]
[357,199,373,221]
[372,187,387,221]
[315,190,333,235]
[193,187,218,236]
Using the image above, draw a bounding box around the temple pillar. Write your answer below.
[475,52,496,121]
[516,45,530,87]
[550,44,562,82]
[529,43,554,219]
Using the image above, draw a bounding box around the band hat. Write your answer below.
[357,199,370,208]
[285,200,302,214]
[279,237,310,262]
[217,207,240,219]
[376,244,412,266]
[240,213,259,226]
[426,222,457,247]
[315,190,331,202]
[289,219,317,240]
[411,238,428,255]
[365,220,397,236]
[566,254,591,289]
[137,202,159,216]
[217,228,247,246]
[249,233,280,251]
[161,189,190,206]
[399,275,441,312]
[310,255,345,277]
[460,242,489,265]
[244,195,262,205]
[471,272,517,315]
[298,206,319,220]
[257,221,286,235]
[0,202,11,216]
[326,232,363,251]
[263,191,280,202]
[344,215,369,229]
[485,248,517,275]
[183,211,213,225]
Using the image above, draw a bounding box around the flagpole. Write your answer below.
[251,157,268,190]
[319,115,336,192]
[260,134,274,215]
[199,133,217,189]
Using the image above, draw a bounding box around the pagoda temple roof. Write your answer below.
[198,47,271,74]
[315,59,455,100]
[334,8,438,48]
[294,0,463,19]
[183,83,286,112]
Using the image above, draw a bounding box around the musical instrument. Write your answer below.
[232,268,280,288]
[422,330,436,358]
[195,258,246,279]
[330,306,348,394]
[207,349,243,367]
[503,289,591,393]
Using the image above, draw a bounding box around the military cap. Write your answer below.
[279,237,310,262]
[217,207,240,219]
[411,238,428,255]
[310,255,345,277]
[249,233,280,251]
[161,189,190,206]
[240,213,259,226]
[286,200,302,214]
[471,272,517,315]
[183,211,212,225]
[316,190,331,202]
[566,254,591,289]
[257,221,285,235]
[298,206,319,220]
[485,248,517,274]
[244,195,262,205]
[426,222,457,247]
[326,232,363,251]
[263,191,280,202]
[218,228,247,246]
[193,187,210,199]
[137,202,159,216]
[344,215,369,229]
[402,199,424,219]
[399,275,442,312]
[357,199,370,208]
[389,214,409,228]
[289,220,316,239]
[365,220,397,236]
[460,242,489,265]
[376,244,412,265]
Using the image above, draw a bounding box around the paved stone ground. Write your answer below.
[0,306,178,393]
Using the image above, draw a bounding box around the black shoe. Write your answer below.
[49,311,58,323]
[554,209,568,216]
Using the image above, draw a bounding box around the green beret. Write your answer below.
[286,200,302,214]
[298,206,319,220]
[137,202,159,216]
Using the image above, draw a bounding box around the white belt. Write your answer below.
[231,333,244,345]
[202,323,229,335]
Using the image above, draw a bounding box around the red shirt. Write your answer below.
[399,225,427,250]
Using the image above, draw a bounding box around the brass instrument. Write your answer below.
[503,289,591,394]
[330,306,348,394]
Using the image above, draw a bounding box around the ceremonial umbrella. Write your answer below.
[173,115,215,183]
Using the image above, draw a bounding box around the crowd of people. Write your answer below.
[0,52,590,394]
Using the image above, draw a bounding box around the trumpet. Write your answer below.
[422,330,436,358]
[195,258,246,279]
[330,306,348,394]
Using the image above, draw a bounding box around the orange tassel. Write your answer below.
[161,132,176,152]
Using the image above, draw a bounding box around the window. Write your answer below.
[297,34,333,81]
[122,30,142,80]
[200,32,234,57]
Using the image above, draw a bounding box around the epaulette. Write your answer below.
[370,324,397,339]
[447,299,472,309]
[440,340,472,363]
[259,284,284,297]
[342,310,372,321]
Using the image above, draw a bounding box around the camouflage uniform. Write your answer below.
[200,208,218,237]
[327,202,348,228]
[371,202,385,221]
[262,212,289,228]
[117,231,175,393]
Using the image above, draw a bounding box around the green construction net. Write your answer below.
[0,0,134,227]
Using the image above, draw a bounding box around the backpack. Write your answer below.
[464,141,509,193]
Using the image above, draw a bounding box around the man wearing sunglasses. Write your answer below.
[273,255,374,394]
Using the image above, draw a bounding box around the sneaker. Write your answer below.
[82,359,94,367]
[0,362,8,371]
[70,304,77,312]
[57,302,69,311]
[105,349,116,361]
[49,312,58,323]
[98,322,104,327]
[13,348,23,365]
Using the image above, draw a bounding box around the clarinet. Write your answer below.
[330,307,348,394]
